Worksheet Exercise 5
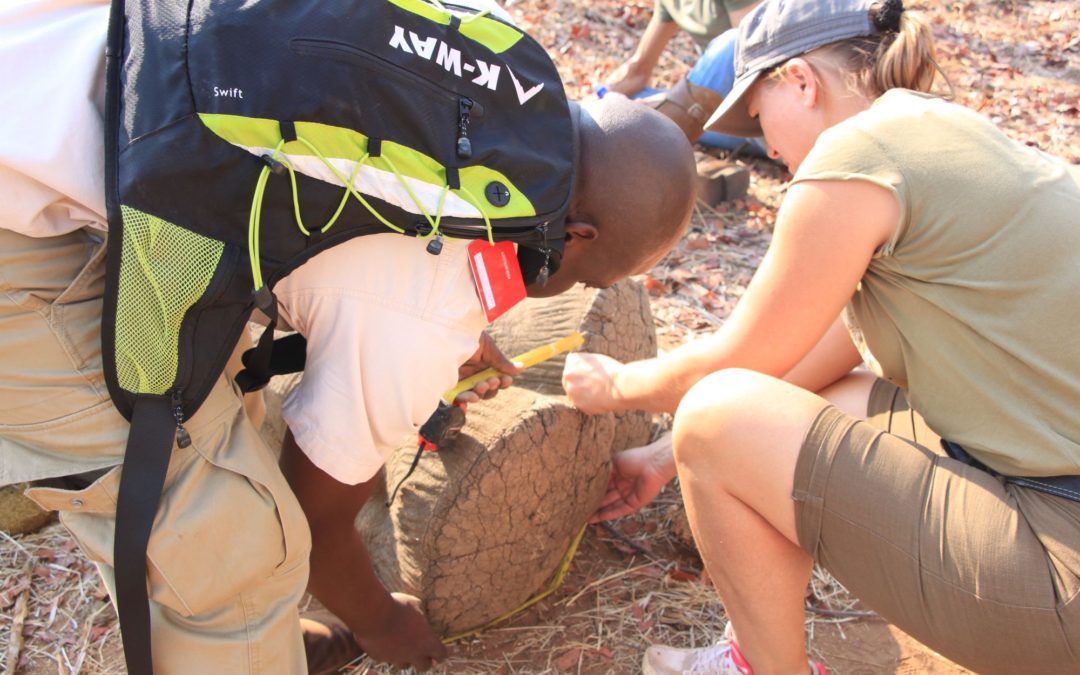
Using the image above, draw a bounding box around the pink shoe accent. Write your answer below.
[727,639,827,675]
[728,640,753,672]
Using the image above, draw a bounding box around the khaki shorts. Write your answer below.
[793,380,1080,674]
[0,227,310,674]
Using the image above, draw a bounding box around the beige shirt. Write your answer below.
[276,235,486,484]
[793,89,1080,477]
[0,0,109,237]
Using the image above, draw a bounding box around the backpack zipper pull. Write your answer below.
[535,223,551,287]
[170,389,192,448]
[456,97,473,160]
[426,231,444,255]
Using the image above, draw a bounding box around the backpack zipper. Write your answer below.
[456,97,473,159]
[535,222,551,287]
[288,38,558,252]
[170,389,192,448]
[290,39,485,122]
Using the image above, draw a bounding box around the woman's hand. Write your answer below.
[562,351,626,414]
[591,433,677,523]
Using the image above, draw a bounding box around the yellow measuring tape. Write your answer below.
[442,524,588,644]
[439,330,588,643]
[443,331,585,402]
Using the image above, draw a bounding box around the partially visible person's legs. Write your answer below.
[634,30,736,143]
[634,30,739,145]
[686,28,738,101]
[27,377,314,673]
[686,29,769,155]
[631,27,768,211]
[0,227,128,480]
[1,227,313,673]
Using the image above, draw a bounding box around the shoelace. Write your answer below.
[689,643,823,675]
[687,641,750,675]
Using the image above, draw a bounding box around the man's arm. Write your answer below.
[605,0,763,97]
[280,431,447,672]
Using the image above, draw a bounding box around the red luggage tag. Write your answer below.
[468,240,526,322]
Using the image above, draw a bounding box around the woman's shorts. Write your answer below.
[793,379,1080,675]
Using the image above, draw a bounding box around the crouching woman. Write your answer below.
[563,0,1080,673]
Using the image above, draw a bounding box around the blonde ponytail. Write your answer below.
[809,2,948,99]
[869,3,939,94]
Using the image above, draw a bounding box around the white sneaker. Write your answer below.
[641,638,752,675]
[641,624,828,675]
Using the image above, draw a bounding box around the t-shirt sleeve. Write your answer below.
[281,294,480,485]
[275,234,487,486]
[791,123,910,257]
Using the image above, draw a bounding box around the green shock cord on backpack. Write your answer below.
[102,1,574,671]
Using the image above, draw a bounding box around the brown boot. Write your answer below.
[648,77,724,143]
[301,617,364,675]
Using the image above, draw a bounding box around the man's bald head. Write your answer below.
[527,94,696,297]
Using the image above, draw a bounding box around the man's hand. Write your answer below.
[355,593,448,672]
[591,433,677,523]
[601,14,681,97]
[281,433,447,671]
[603,59,651,97]
[562,351,625,414]
[453,332,522,404]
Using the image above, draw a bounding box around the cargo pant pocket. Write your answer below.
[26,400,311,619]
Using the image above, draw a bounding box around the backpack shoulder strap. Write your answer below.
[113,396,177,675]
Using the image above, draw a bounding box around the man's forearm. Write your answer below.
[307,511,395,635]
[628,15,681,77]
[280,431,392,634]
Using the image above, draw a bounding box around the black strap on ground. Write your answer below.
[114,395,177,675]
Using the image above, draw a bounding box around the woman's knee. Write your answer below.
[672,369,778,466]
[673,369,828,474]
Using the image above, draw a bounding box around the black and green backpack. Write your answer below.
[102,0,574,671]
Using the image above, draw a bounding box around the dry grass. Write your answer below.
[0,527,122,674]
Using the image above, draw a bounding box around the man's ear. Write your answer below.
[564,221,599,245]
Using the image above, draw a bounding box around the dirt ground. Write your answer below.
[2,0,1077,673]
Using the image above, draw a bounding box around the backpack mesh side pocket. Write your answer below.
[114,206,224,395]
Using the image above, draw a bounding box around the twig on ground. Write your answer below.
[4,560,32,675]
[596,521,702,577]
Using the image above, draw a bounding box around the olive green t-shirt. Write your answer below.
[793,89,1080,477]
[655,0,759,48]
